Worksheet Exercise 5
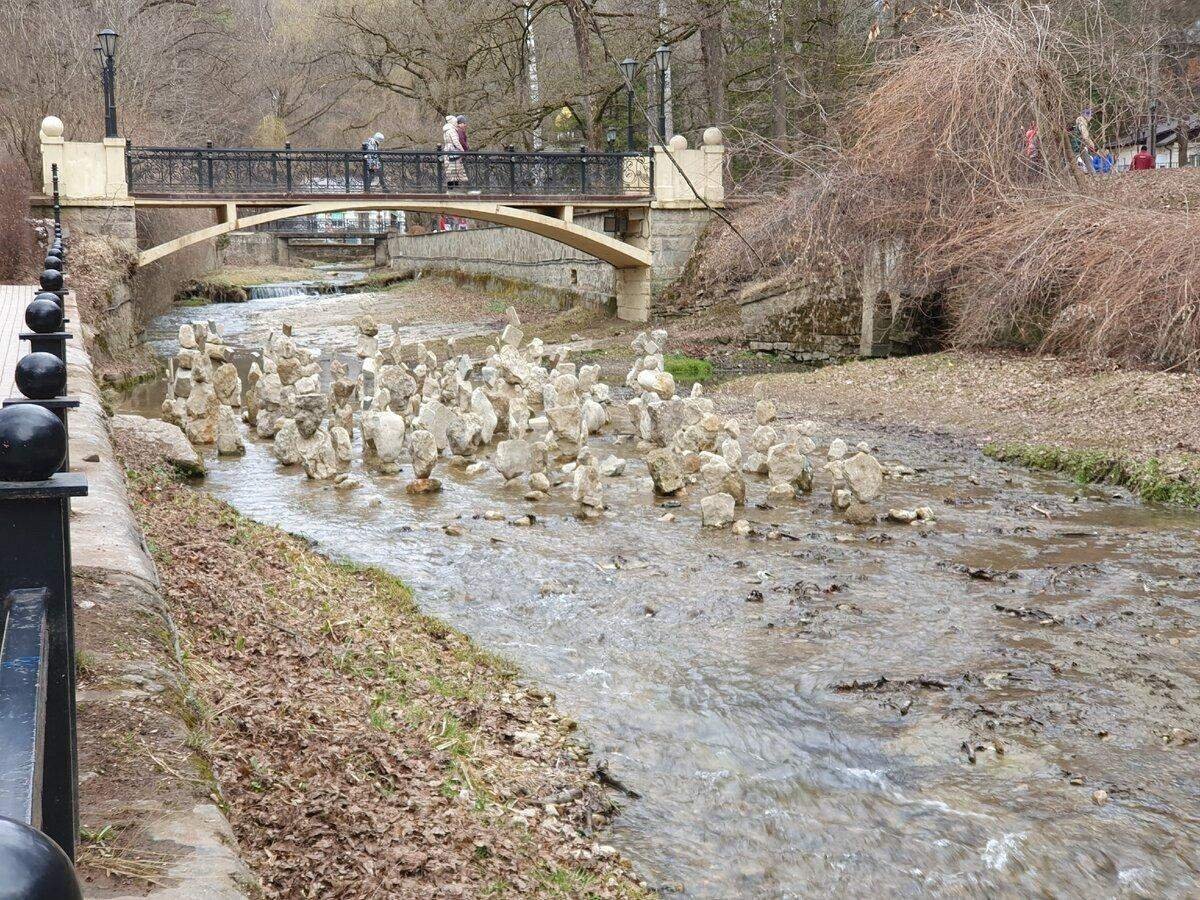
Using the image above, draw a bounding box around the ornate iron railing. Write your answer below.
[126,143,653,199]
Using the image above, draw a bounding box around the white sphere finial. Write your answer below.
[702,126,723,147]
[668,134,688,152]
[40,116,64,139]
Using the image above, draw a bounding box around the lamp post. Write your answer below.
[97,29,118,138]
[619,58,637,151]
[654,44,671,145]
[606,127,617,151]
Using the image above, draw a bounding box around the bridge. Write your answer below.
[37,118,726,322]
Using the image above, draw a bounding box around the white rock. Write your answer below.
[754,399,777,425]
[828,438,848,460]
[215,405,244,456]
[700,492,735,528]
[500,323,524,348]
[843,452,884,503]
[637,369,676,400]
[766,443,813,495]
[374,411,406,473]
[273,419,301,465]
[470,388,498,444]
[495,439,533,481]
[581,398,607,435]
[410,428,439,480]
[572,465,604,510]
[299,429,338,480]
[598,455,625,477]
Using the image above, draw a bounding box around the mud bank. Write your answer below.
[717,351,1200,505]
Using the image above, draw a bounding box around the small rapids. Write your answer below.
[247,281,323,301]
[126,285,1200,898]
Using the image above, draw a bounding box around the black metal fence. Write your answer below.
[126,142,653,198]
[255,216,394,236]
[0,165,86,898]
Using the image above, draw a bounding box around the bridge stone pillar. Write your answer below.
[273,237,290,266]
[615,267,651,323]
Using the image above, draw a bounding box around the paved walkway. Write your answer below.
[0,284,31,400]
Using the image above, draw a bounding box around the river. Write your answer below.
[125,278,1200,897]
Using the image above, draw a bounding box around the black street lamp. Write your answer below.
[97,29,118,138]
[619,57,637,151]
[655,44,671,145]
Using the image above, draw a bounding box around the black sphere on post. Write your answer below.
[33,290,64,312]
[39,269,64,292]
[26,298,64,333]
[0,405,69,482]
[15,352,67,400]
[44,254,63,272]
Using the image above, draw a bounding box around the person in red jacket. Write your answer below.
[1131,144,1156,170]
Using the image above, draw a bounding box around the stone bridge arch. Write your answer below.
[138,199,653,320]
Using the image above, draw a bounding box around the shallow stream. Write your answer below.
[125,282,1200,897]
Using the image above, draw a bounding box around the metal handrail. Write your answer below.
[0,173,86,897]
[126,144,654,198]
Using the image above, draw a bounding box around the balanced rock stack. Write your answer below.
[162,322,243,455]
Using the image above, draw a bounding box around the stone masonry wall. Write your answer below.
[386,207,712,311]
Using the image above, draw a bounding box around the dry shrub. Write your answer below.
[938,197,1200,370]
[684,7,1200,371]
[0,156,35,280]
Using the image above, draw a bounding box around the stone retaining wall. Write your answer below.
[62,292,252,898]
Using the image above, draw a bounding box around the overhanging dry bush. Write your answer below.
[938,198,1200,370]
[685,6,1200,370]
[0,156,35,281]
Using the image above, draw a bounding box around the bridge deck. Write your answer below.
[130,193,650,207]
[0,285,28,400]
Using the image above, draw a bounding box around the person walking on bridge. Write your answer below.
[443,115,468,189]
[364,132,387,192]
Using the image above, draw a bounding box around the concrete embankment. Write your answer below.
[62,291,252,898]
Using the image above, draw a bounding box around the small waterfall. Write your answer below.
[248,282,321,300]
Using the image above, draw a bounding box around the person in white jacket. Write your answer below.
[443,115,468,188]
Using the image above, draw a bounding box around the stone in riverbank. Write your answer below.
[646,448,684,495]
[215,405,245,456]
[111,414,206,476]
[701,492,736,527]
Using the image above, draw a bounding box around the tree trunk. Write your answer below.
[698,0,727,128]
[523,2,543,150]
[815,0,839,115]
[767,0,787,140]
[564,0,596,147]
[1179,128,1190,167]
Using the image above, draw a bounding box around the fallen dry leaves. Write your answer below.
[124,461,650,899]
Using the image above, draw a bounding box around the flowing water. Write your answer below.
[126,283,1200,897]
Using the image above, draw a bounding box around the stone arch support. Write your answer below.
[136,200,652,270]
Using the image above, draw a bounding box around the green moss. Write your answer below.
[664,354,715,383]
[984,443,1200,507]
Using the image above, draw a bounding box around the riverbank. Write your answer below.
[715,350,1200,506]
[113,442,650,899]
